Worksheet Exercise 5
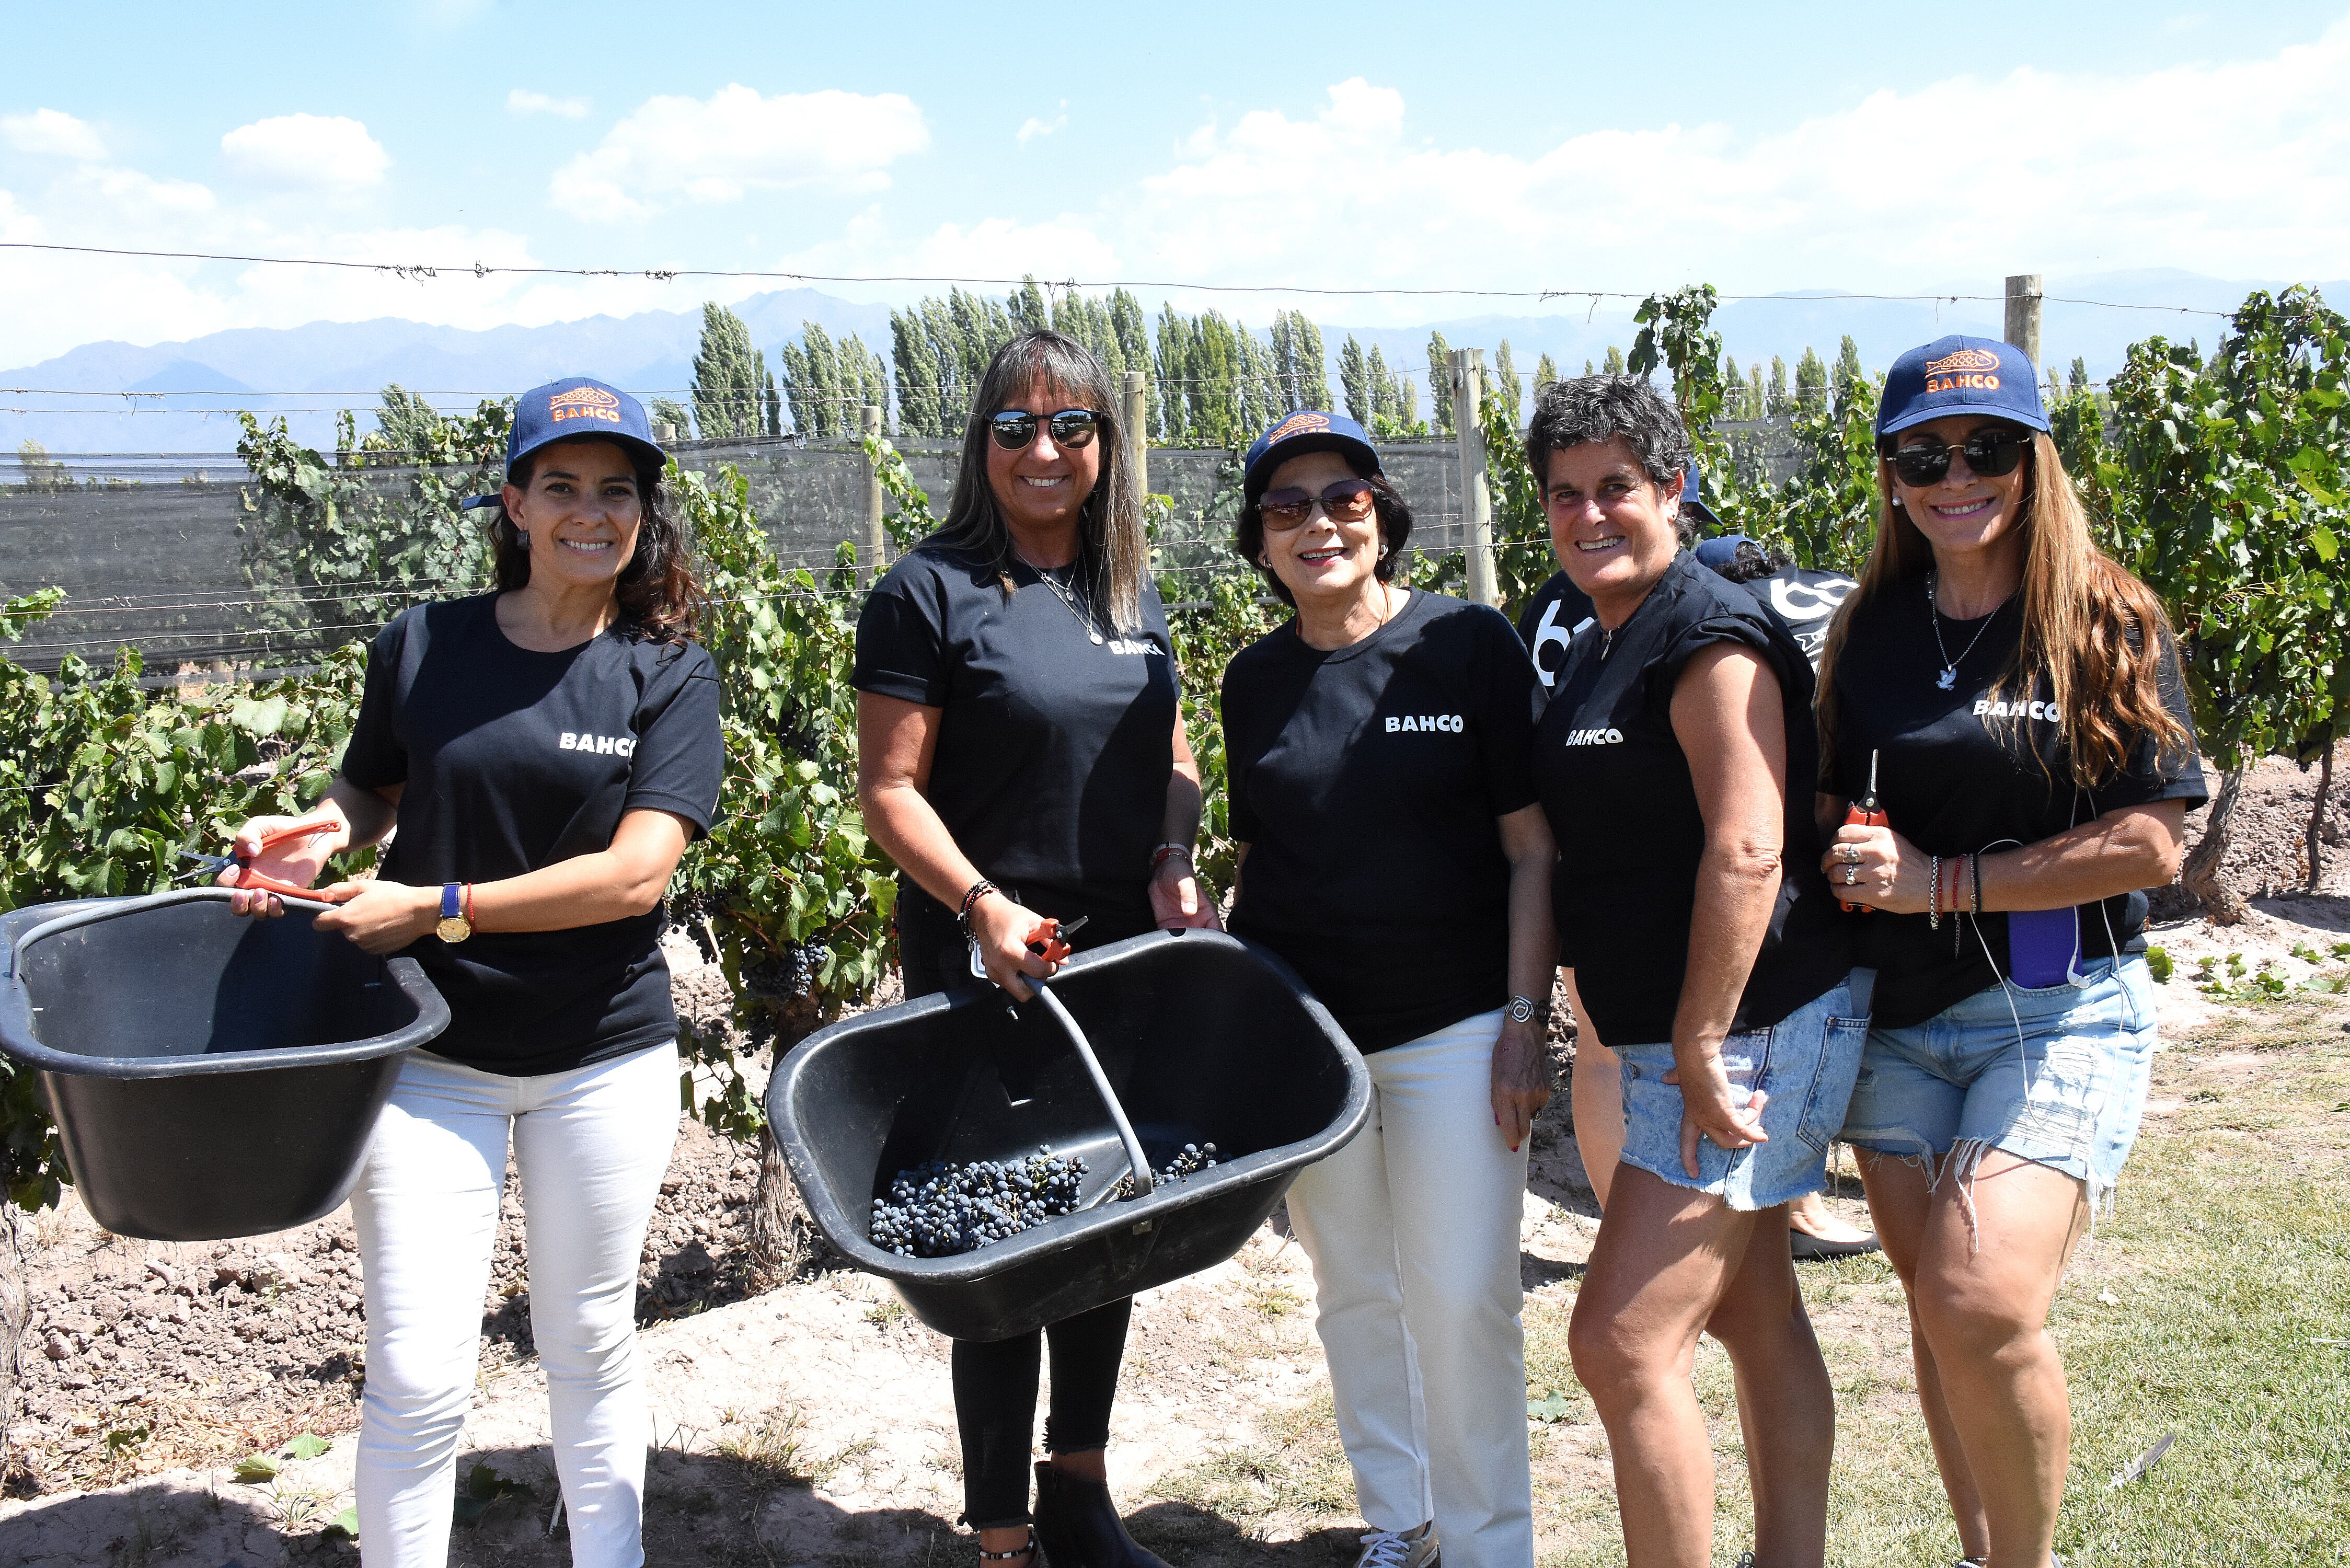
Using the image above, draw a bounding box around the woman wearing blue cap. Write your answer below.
[1218,409,1556,1568]
[1818,338,2204,1568]
[221,378,721,1567]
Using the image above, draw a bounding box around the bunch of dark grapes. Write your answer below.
[741,942,832,1001]
[868,1148,1090,1258]
[1112,1142,1220,1201]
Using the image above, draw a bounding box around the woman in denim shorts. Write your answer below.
[1529,376,1862,1568]
[1818,337,2206,1568]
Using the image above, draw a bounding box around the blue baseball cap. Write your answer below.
[461,376,665,511]
[1243,410,1381,504]
[1679,459,1723,534]
[1876,335,2048,442]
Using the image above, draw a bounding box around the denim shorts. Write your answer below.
[1839,955,2156,1203]
[1615,972,1871,1212]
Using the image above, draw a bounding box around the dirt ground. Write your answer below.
[2,746,2343,1567]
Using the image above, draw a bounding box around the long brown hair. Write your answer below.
[490,437,704,643]
[930,330,1147,633]
[1817,430,2189,787]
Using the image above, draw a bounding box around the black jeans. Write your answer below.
[897,882,1154,1527]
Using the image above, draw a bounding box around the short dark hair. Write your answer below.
[1521,374,1692,496]
[1233,454,1413,607]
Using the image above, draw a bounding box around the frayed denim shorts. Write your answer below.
[1615,972,1871,1212]
[1839,955,2156,1204]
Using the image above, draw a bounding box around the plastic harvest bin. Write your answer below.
[769,929,1369,1342]
[0,889,450,1241]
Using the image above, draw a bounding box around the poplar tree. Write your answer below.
[1270,311,1331,412]
[1155,306,1196,445]
[1603,345,1626,376]
[1237,327,1283,436]
[1831,336,1867,418]
[692,303,764,440]
[1769,355,1791,417]
[1535,352,1559,394]
[1494,340,1523,427]
[1795,347,1828,413]
[1748,363,1766,421]
[1339,336,1372,425]
[1426,330,1454,435]
[1109,289,1156,439]
[649,396,693,441]
[1010,275,1052,336]
[889,307,947,437]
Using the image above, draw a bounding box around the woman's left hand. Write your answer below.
[1823,822,1932,914]
[1489,1020,1552,1153]
[312,879,440,955]
[1662,1052,1769,1179]
[1148,854,1222,931]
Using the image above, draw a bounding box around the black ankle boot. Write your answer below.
[1031,1461,1169,1568]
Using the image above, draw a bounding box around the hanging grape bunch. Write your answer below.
[868,1149,1091,1258]
[1111,1142,1219,1201]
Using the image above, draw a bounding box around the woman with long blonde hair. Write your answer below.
[1818,337,2206,1568]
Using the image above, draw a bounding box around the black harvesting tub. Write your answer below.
[0,890,450,1241]
[769,929,1368,1342]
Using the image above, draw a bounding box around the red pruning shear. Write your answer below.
[967,915,1089,982]
[177,810,358,905]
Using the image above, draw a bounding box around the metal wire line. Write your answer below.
[0,240,2243,317]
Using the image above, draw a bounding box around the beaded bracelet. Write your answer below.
[1969,851,1985,915]
[957,878,1000,940]
[1928,853,1942,930]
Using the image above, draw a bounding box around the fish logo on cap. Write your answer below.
[1267,411,1333,444]
[1923,347,2002,376]
[549,384,624,425]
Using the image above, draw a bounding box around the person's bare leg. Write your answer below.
[1855,1151,1987,1560]
[1908,1150,2084,1567]
[1787,1187,1873,1244]
[1563,971,1622,1213]
[1569,1166,1757,1567]
[1704,1206,1833,1566]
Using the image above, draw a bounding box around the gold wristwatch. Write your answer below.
[436,882,474,943]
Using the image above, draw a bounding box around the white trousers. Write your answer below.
[351,1042,680,1568]
[1285,1010,1535,1568]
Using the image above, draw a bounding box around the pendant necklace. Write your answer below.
[1015,547,1104,644]
[1926,570,2001,691]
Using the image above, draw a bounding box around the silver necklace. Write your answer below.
[1926,570,2002,690]
[1014,547,1103,644]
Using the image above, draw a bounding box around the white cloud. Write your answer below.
[1017,104,1068,145]
[2,109,106,162]
[507,88,590,120]
[1103,33,2350,301]
[548,84,928,221]
[220,114,391,191]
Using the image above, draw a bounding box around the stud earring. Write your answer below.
[517,530,529,546]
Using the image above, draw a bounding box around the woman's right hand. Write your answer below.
[1661,1050,1770,1179]
[217,815,345,919]
[966,890,1058,1001]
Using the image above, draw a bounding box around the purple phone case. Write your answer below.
[2008,906,2080,988]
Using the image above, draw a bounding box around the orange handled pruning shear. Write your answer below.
[176,810,358,904]
[1838,750,1885,915]
[966,914,1089,983]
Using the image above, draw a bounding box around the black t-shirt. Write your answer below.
[1536,552,1852,1045]
[1737,564,1857,672]
[1516,571,1597,714]
[340,595,723,1076]
[1222,592,1539,1053]
[1823,577,2208,1027]
[853,542,1177,928]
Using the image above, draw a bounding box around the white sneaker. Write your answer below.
[1353,1521,1437,1568]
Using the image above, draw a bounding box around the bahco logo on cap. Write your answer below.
[1922,345,2003,394]
[549,385,623,424]
[1269,412,1332,443]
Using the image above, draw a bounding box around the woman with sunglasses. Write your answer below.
[1819,338,2204,1568]
[1529,375,1861,1568]
[855,329,1216,1568]
[1219,411,1556,1568]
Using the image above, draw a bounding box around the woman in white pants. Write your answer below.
[224,378,723,1567]
[1218,410,1556,1568]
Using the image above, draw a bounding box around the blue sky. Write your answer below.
[3,1,2346,366]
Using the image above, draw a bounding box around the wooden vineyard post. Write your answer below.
[1123,371,1148,499]
[1453,347,1497,607]
[860,403,886,585]
[2005,274,2044,367]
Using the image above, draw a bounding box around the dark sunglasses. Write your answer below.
[1886,427,2033,487]
[988,408,1103,451]
[1259,478,1378,530]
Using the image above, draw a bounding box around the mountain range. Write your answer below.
[5,270,2336,457]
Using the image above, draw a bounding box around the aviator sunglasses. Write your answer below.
[1259,478,1378,530]
[988,408,1104,451]
[1886,426,2033,488]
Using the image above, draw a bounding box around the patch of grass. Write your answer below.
[711,1405,816,1485]
[1147,1387,1355,1530]
[863,1297,908,1330]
